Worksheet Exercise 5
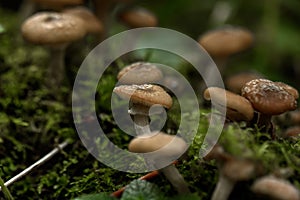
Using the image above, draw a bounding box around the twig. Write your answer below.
[0,140,68,191]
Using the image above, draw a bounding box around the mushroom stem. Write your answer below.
[159,164,191,194]
[129,103,152,136]
[257,113,274,138]
[48,45,67,87]
[211,174,235,200]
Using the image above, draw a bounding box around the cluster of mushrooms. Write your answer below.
[17,1,300,199]
[200,27,300,200]
[20,0,158,87]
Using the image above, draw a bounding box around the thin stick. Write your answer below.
[0,141,68,191]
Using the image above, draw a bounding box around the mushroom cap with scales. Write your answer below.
[113,84,173,109]
[119,7,158,28]
[117,62,163,85]
[241,79,298,115]
[21,12,86,45]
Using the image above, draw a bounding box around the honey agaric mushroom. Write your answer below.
[241,79,298,137]
[128,132,190,194]
[113,84,172,136]
[117,62,163,85]
[118,7,158,28]
[251,175,300,200]
[283,126,300,140]
[225,72,264,94]
[204,87,254,122]
[21,11,86,87]
[198,26,253,73]
[211,157,258,200]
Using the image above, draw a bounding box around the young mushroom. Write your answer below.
[198,26,254,73]
[21,11,86,87]
[117,62,163,85]
[113,84,172,136]
[211,157,258,200]
[251,175,300,200]
[203,87,254,122]
[128,132,190,194]
[118,7,158,28]
[241,79,298,137]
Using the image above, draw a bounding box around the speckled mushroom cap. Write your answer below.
[63,6,103,34]
[128,132,187,158]
[204,87,254,121]
[21,12,86,45]
[198,27,254,58]
[119,7,157,28]
[117,62,163,84]
[113,84,172,109]
[251,175,300,200]
[241,79,298,115]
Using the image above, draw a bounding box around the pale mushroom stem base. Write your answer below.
[159,164,191,194]
[133,114,151,136]
[48,45,67,88]
[211,174,235,200]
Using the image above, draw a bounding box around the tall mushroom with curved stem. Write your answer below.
[198,26,254,74]
[21,12,86,88]
[113,84,172,136]
[241,79,298,138]
[128,132,190,194]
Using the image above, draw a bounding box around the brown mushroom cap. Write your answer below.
[225,72,264,94]
[63,6,103,34]
[204,87,254,121]
[113,84,173,109]
[222,159,256,181]
[119,7,158,28]
[241,79,298,115]
[21,12,86,45]
[117,62,163,84]
[198,27,254,58]
[128,132,187,158]
[251,176,300,200]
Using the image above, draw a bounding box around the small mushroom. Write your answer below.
[251,175,300,200]
[282,126,300,140]
[21,11,86,87]
[63,6,103,36]
[198,26,254,73]
[225,71,264,94]
[117,62,163,85]
[241,79,298,137]
[212,157,258,200]
[128,132,190,194]
[203,87,254,122]
[118,7,158,28]
[113,84,172,136]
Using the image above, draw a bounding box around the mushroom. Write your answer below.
[117,62,163,85]
[198,26,253,74]
[241,79,298,137]
[118,6,158,28]
[203,87,254,122]
[282,126,300,140]
[113,84,172,136]
[128,132,190,194]
[225,71,264,94]
[21,11,86,87]
[63,6,104,40]
[251,175,300,200]
[211,157,258,200]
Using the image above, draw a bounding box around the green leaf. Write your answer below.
[73,193,116,200]
[169,194,201,200]
[121,180,164,200]
[0,24,5,34]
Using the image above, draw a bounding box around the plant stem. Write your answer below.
[0,174,14,200]
[211,174,235,200]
